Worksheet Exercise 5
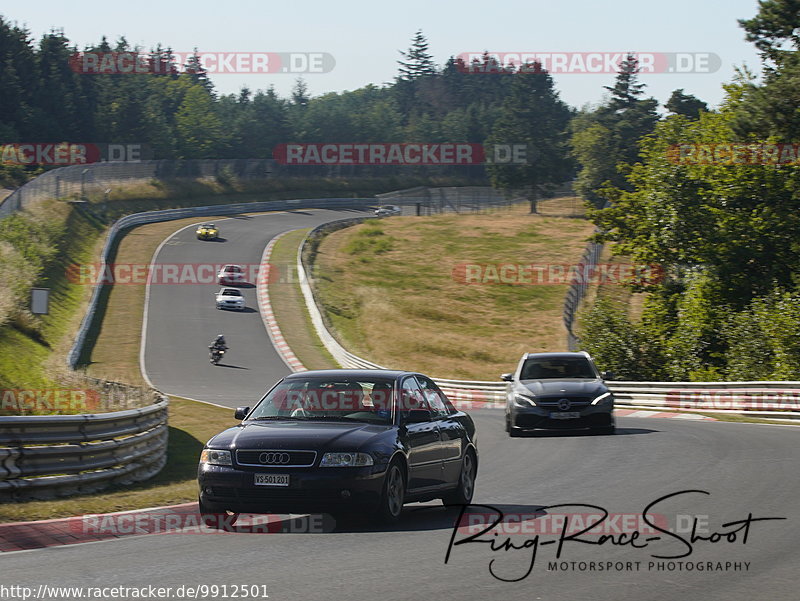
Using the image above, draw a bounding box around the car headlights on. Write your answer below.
[514,394,536,408]
[591,392,613,405]
[200,449,232,466]
[320,452,374,467]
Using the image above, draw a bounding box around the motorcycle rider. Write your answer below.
[209,334,228,357]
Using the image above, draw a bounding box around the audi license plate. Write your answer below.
[254,474,290,487]
[550,412,581,419]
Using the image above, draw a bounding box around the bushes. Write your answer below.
[581,277,800,381]
[723,289,800,380]
[577,297,665,380]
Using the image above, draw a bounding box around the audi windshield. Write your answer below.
[249,377,395,424]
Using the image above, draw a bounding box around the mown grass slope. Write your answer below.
[313,203,596,379]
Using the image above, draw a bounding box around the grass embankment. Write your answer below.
[312,202,596,380]
[0,397,235,522]
[0,201,106,391]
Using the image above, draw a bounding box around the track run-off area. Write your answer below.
[2,208,797,601]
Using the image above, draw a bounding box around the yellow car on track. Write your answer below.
[196,223,219,240]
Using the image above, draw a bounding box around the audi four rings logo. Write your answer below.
[259,452,291,464]
[557,398,571,411]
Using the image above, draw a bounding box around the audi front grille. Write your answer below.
[236,449,317,467]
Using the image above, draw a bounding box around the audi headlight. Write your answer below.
[591,392,613,405]
[320,452,374,467]
[514,394,536,408]
[200,449,232,466]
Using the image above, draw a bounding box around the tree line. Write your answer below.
[1,18,697,193]
[578,0,800,381]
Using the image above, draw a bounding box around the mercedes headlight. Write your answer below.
[514,394,536,408]
[591,392,613,406]
[320,452,374,467]
[200,449,232,466]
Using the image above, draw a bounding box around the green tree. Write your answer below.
[487,66,574,210]
[664,89,708,119]
[175,84,227,157]
[739,0,800,65]
[570,54,659,206]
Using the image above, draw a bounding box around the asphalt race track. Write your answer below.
[3,209,798,601]
[142,208,367,406]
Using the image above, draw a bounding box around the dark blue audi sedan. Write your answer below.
[198,369,478,526]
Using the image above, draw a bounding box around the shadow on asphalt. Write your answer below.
[512,428,657,438]
[215,364,249,370]
[219,503,549,535]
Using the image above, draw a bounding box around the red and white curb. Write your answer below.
[615,409,715,421]
[0,504,296,552]
[257,232,306,373]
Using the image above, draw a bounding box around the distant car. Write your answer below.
[217,264,245,285]
[196,223,219,240]
[215,288,245,311]
[198,369,478,526]
[502,351,615,436]
[374,205,402,217]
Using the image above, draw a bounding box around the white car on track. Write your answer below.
[374,204,402,217]
[215,287,245,311]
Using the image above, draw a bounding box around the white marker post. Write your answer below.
[31,287,50,315]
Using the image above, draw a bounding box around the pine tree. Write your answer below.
[184,49,214,94]
[397,30,436,81]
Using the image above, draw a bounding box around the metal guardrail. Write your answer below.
[0,395,169,500]
[563,200,609,351]
[563,240,603,351]
[296,221,800,420]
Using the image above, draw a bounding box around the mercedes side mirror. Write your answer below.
[501,373,513,382]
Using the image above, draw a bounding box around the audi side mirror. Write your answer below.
[601,371,614,381]
[234,406,250,420]
[501,373,513,382]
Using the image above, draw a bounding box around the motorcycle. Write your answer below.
[209,347,226,365]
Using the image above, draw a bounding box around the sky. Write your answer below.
[5,0,766,111]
